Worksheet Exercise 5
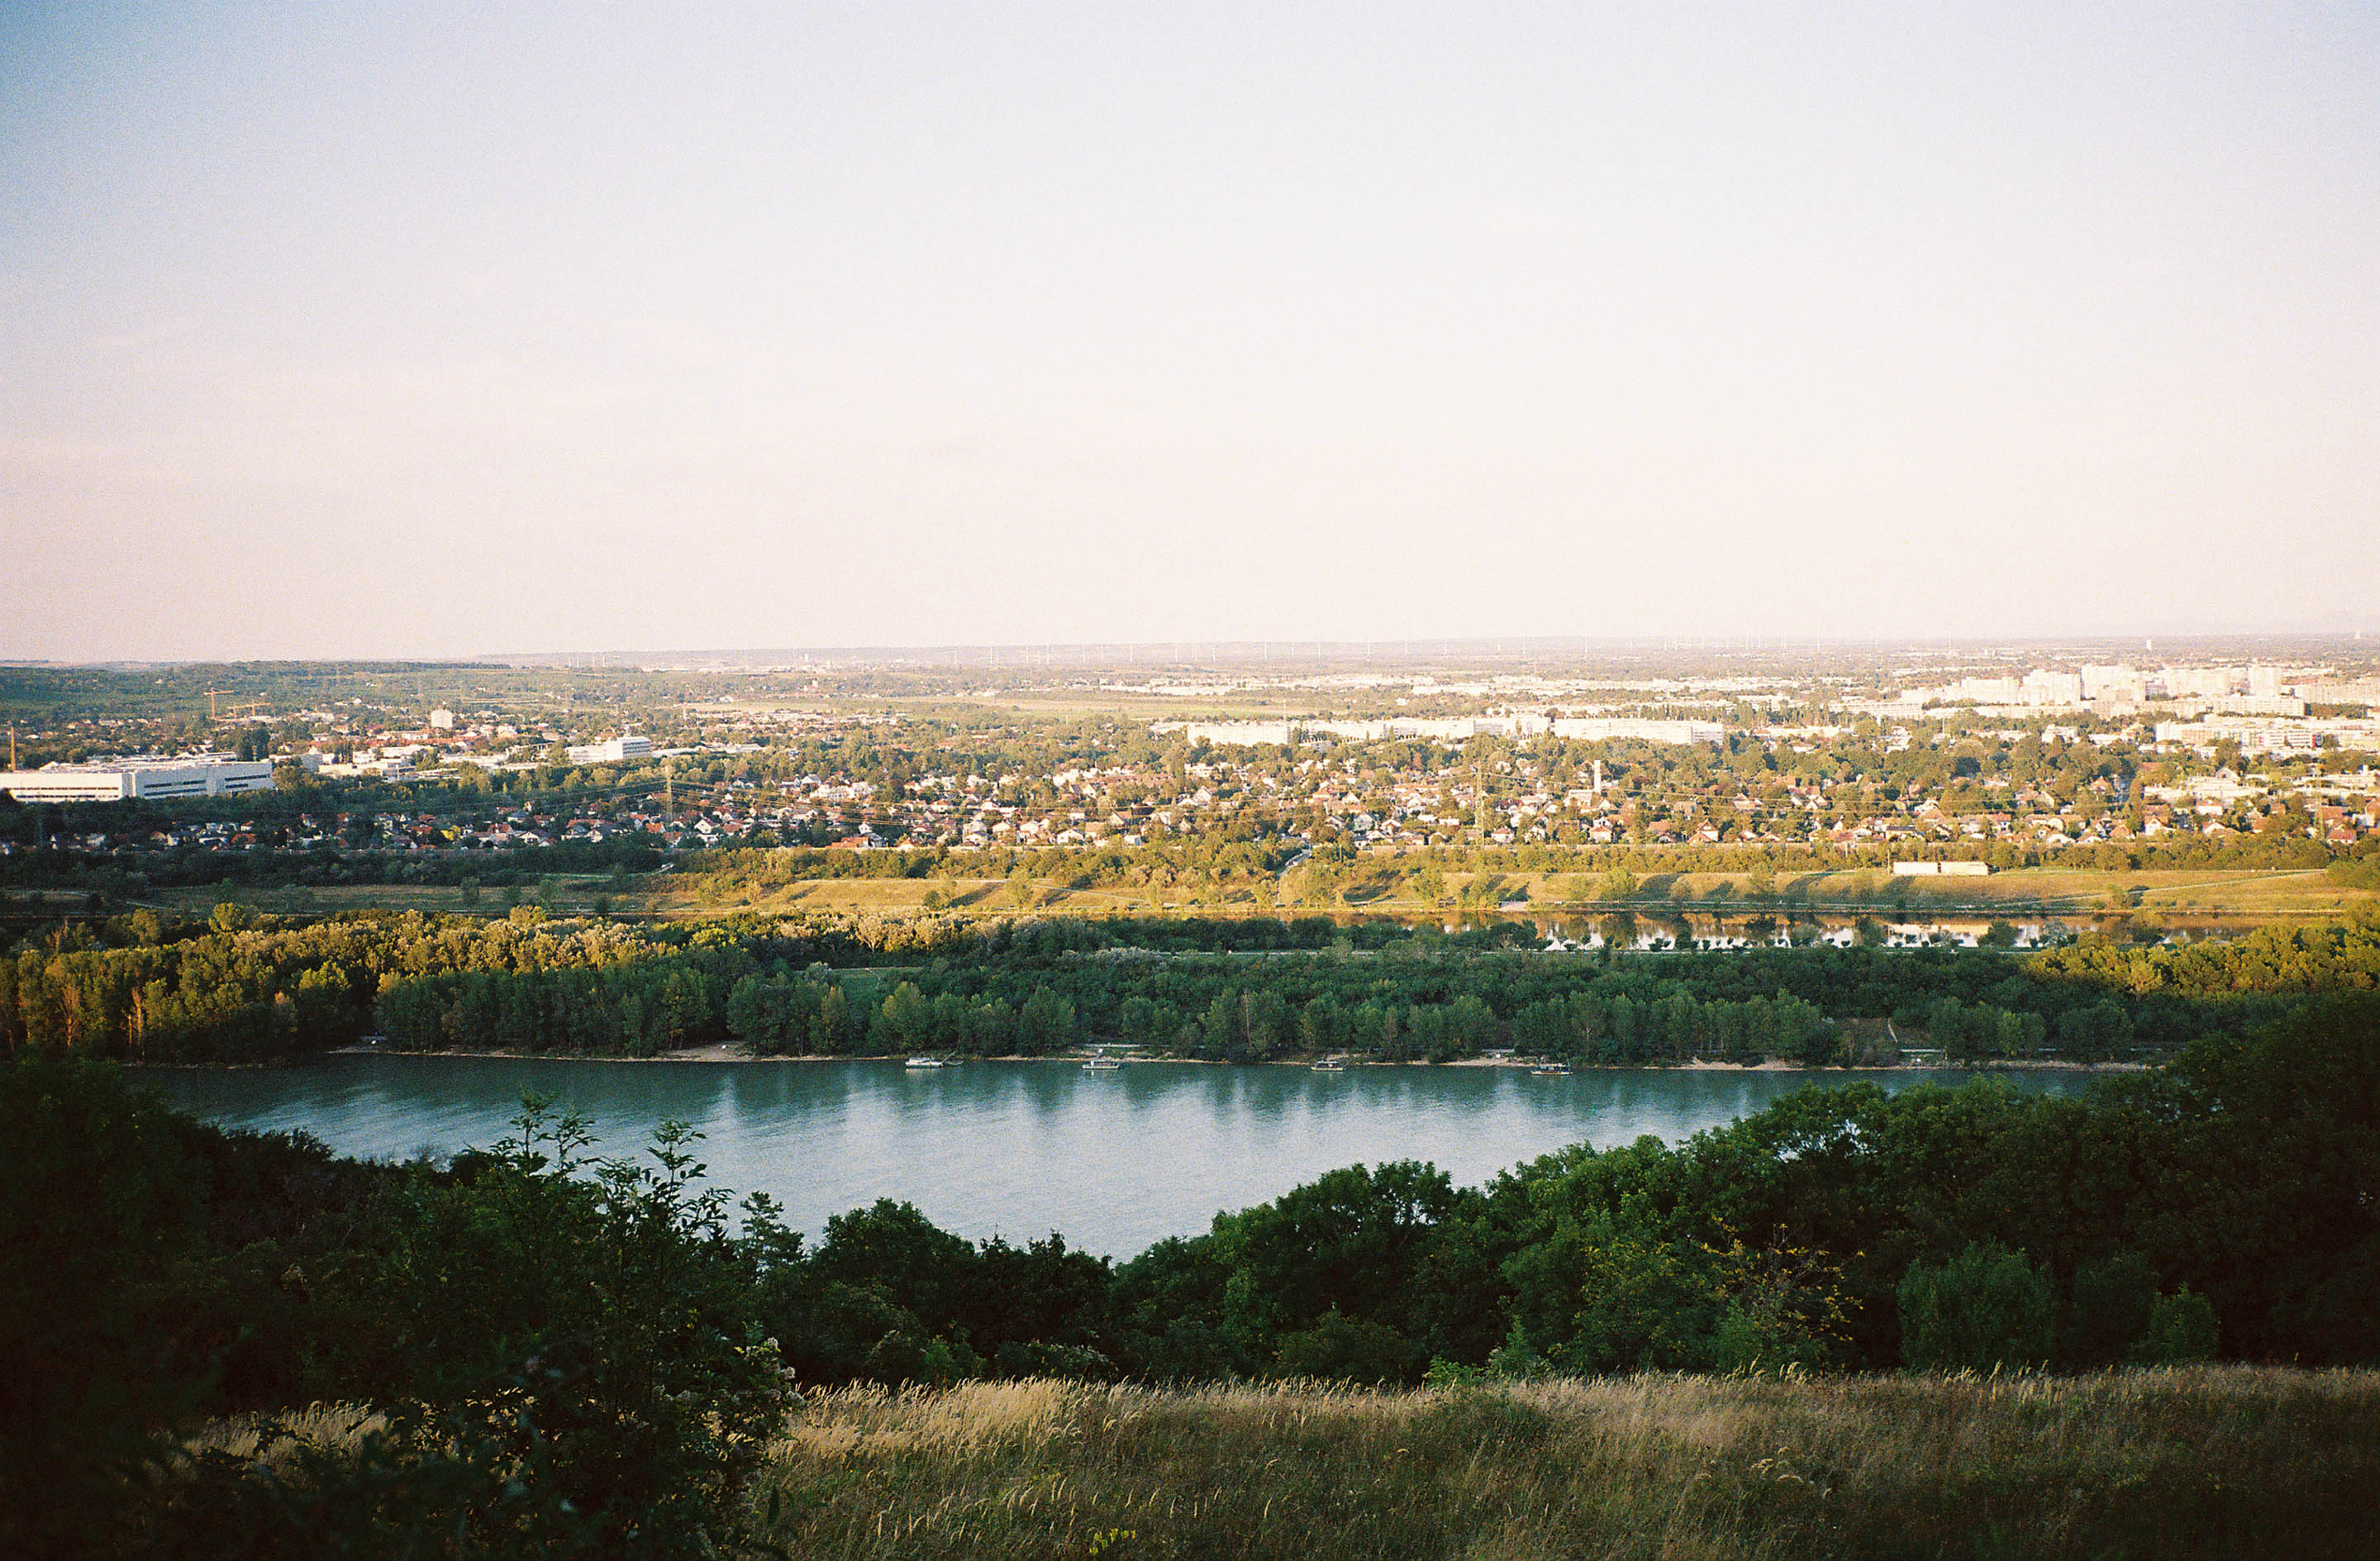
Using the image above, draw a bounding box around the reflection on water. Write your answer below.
[153,1057,2087,1259]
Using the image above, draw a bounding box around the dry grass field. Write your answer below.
[641,864,2376,923]
[754,1368,2380,1560]
[144,877,626,918]
[131,862,2374,927]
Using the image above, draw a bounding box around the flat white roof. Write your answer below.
[13,752,253,774]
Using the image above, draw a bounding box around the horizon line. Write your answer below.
[5,626,2375,672]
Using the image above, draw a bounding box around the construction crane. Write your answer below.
[201,688,268,721]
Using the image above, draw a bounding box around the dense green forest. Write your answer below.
[7,994,2377,1554]
[7,907,2379,1067]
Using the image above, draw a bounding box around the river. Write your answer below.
[153,1057,2091,1259]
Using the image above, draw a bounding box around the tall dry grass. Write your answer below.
[754,1367,2380,1559]
[170,1401,384,1477]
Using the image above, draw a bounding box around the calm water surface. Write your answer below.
[154,1059,2087,1258]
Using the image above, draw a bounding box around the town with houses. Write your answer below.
[3,649,2378,871]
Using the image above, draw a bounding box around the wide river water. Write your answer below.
[154,1058,2089,1259]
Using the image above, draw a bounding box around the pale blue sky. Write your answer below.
[3,3,2374,659]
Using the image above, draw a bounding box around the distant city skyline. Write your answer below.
[4,4,2375,660]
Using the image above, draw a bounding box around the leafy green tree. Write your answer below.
[1898,1240,2055,1370]
[2132,1287,2219,1363]
[1207,1160,1460,1379]
[1274,1308,1411,1383]
[178,1104,785,1557]
[2063,1250,2158,1367]
[813,983,850,1053]
[1021,987,1075,1052]
[880,981,931,1051]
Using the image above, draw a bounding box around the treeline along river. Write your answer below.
[152,1055,2087,1255]
[17,907,2380,1068]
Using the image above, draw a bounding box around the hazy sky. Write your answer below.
[3,3,2375,660]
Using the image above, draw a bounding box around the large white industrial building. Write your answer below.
[0,753,277,803]
[1158,715,1725,746]
[564,735,654,765]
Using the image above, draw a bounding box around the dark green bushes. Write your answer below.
[1111,996,2380,1383]
[0,1056,213,1559]
[1897,1241,2057,1368]
[10,992,2380,1553]
[0,1066,784,1558]
[149,1105,789,1559]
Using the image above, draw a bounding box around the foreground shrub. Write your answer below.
[1897,1240,2054,1369]
[2135,1287,2221,1364]
[0,1058,202,1557]
[140,1102,788,1559]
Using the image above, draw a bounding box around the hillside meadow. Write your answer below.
[757,1368,2377,1560]
[121,858,2380,924]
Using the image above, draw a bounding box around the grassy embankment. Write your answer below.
[640,864,2377,921]
[136,864,2377,922]
[752,1368,2379,1560]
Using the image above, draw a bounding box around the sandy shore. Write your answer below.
[322,1044,2146,1073]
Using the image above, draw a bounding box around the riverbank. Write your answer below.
[317,1042,2149,1073]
